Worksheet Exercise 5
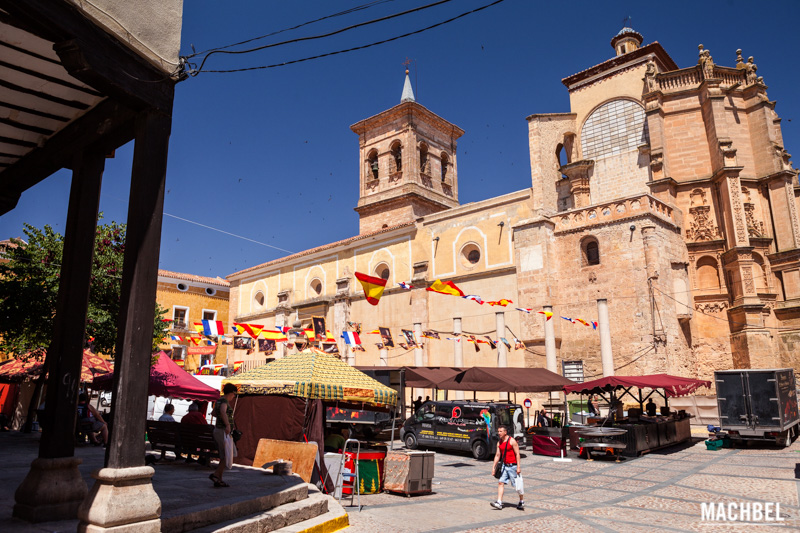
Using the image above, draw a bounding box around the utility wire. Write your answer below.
[187,0,398,58]
[163,213,295,254]
[192,0,456,74]
[196,0,506,74]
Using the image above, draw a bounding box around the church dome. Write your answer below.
[610,27,643,56]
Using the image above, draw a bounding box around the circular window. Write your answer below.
[254,291,265,307]
[375,263,390,280]
[460,244,481,268]
[205,287,216,296]
[177,283,188,292]
[310,279,322,296]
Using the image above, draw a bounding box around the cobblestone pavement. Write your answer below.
[344,433,800,532]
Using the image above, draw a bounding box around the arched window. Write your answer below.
[556,143,568,179]
[696,257,720,289]
[390,141,402,173]
[367,149,378,180]
[440,152,450,182]
[581,237,600,266]
[419,142,429,174]
[580,99,649,160]
[375,263,390,280]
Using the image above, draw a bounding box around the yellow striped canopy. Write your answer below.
[222,349,397,407]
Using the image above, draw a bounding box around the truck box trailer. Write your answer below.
[714,368,799,447]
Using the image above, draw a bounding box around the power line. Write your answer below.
[196,0,506,74]
[191,0,457,74]
[163,213,295,254]
[187,0,398,58]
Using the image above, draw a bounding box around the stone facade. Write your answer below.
[155,270,230,372]
[227,31,800,386]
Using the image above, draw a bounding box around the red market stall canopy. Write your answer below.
[92,351,219,402]
[402,367,465,389]
[0,350,113,383]
[563,374,712,398]
[436,366,576,393]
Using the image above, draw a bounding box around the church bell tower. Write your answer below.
[350,70,464,234]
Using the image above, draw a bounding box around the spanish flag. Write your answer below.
[262,330,288,341]
[487,299,513,307]
[234,323,264,339]
[355,272,387,306]
[538,311,554,321]
[426,279,465,297]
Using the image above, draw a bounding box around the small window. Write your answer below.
[441,152,450,182]
[310,279,322,296]
[205,287,216,296]
[173,307,188,328]
[419,142,429,174]
[582,238,600,266]
[254,291,265,307]
[202,310,216,321]
[460,243,481,268]
[172,345,186,360]
[375,263,390,280]
[177,283,188,292]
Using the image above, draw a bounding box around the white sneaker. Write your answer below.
[490,501,503,510]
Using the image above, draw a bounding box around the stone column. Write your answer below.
[274,307,291,359]
[334,277,351,360]
[496,311,508,401]
[453,317,464,400]
[597,299,614,376]
[560,160,594,209]
[766,174,800,253]
[543,305,558,401]
[14,148,105,522]
[414,322,424,367]
[380,347,388,366]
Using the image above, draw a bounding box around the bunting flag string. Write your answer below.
[486,299,513,307]
[537,311,553,320]
[516,307,532,314]
[195,320,225,336]
[463,295,484,304]
[427,279,464,297]
[231,324,244,335]
[398,281,413,290]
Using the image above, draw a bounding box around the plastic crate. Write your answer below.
[705,439,724,451]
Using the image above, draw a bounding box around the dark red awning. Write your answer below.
[403,367,465,389]
[437,367,576,393]
[563,373,711,398]
[92,351,219,401]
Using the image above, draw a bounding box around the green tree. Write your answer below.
[0,219,169,360]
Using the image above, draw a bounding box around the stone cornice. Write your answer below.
[350,101,465,139]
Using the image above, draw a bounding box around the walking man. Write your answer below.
[491,425,523,510]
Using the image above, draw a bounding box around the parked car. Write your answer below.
[400,400,524,460]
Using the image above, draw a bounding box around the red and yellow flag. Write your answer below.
[262,330,288,341]
[538,311,554,321]
[426,279,465,297]
[234,323,264,339]
[355,272,387,306]
[487,299,513,307]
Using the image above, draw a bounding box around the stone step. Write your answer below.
[275,498,348,533]
[186,486,333,533]
[163,479,308,532]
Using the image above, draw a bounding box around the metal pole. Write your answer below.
[380,347,388,366]
[453,317,464,400]
[543,305,558,403]
[597,298,614,376]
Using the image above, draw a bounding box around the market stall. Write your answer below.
[564,373,711,456]
[222,348,398,488]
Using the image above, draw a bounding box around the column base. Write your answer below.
[14,456,88,522]
[77,466,161,533]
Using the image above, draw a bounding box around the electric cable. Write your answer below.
[195,0,506,74]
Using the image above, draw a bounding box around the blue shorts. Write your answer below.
[498,464,518,484]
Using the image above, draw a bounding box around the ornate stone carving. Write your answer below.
[649,150,664,180]
[366,179,379,192]
[742,266,755,293]
[588,271,597,283]
[745,56,758,86]
[420,174,432,188]
[695,301,727,312]
[744,203,765,237]
[388,171,403,184]
[728,176,747,244]
[719,139,737,167]
[442,183,453,197]
[786,178,800,246]
[643,60,657,93]
[686,205,721,241]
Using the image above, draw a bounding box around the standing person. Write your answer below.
[210,384,237,488]
[158,404,175,422]
[412,396,423,414]
[490,425,523,510]
[535,409,551,427]
[77,393,108,446]
[587,396,598,416]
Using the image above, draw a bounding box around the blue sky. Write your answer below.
[2,0,799,278]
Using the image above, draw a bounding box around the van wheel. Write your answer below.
[404,432,418,450]
[472,440,489,460]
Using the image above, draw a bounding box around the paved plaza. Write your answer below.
[345,433,800,532]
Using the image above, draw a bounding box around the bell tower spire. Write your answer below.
[350,66,464,234]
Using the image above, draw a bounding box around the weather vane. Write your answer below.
[402,57,412,74]
[622,15,632,27]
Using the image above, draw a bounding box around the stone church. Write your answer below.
[227,29,800,383]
